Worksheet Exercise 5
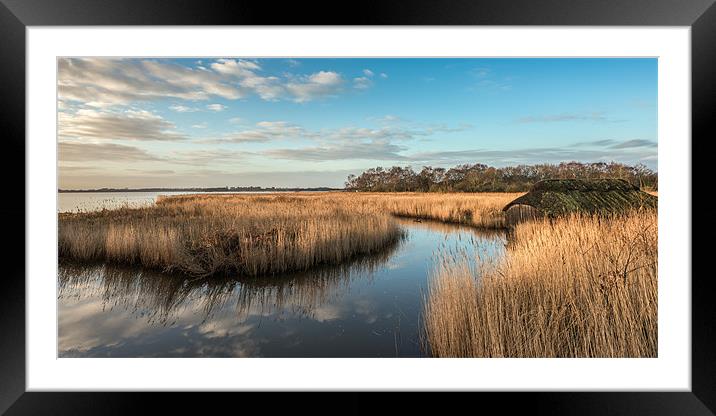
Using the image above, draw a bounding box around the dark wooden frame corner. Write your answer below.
[1,0,710,414]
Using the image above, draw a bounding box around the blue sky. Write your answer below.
[58,58,657,189]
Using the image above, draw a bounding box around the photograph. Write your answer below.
[56,57,659,358]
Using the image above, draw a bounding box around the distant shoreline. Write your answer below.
[58,187,343,193]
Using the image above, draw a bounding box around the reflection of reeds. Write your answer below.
[59,263,194,325]
[59,238,402,325]
[424,210,657,357]
[59,193,403,277]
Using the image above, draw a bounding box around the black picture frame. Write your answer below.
[1,0,710,414]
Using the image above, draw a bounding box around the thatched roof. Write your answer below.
[502,179,657,217]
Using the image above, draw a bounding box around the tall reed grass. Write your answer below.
[59,193,402,277]
[347,192,519,228]
[424,210,657,357]
[59,192,518,278]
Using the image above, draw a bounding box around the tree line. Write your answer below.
[345,162,657,192]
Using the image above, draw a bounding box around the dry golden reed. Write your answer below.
[59,193,403,277]
[59,191,518,278]
[424,210,657,357]
[349,192,520,228]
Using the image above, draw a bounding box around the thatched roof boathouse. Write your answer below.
[502,179,657,227]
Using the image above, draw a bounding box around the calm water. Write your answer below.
[58,191,280,213]
[58,194,506,357]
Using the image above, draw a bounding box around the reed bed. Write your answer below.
[59,192,518,278]
[59,193,403,277]
[352,192,520,229]
[424,210,657,357]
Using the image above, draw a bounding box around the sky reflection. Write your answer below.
[58,219,505,357]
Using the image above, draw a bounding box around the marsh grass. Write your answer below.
[60,191,658,356]
[59,193,403,277]
[424,210,657,357]
[59,192,517,278]
[357,192,519,229]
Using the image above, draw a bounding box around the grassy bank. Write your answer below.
[424,210,657,357]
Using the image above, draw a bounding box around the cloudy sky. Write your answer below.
[58,58,657,189]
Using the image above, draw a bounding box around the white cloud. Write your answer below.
[59,142,161,162]
[285,71,344,102]
[243,121,472,162]
[409,144,657,167]
[265,138,657,166]
[212,121,305,143]
[363,69,374,77]
[59,108,188,141]
[238,75,284,101]
[220,131,275,143]
[265,140,408,162]
[169,105,198,113]
[211,120,469,146]
[58,58,357,106]
[167,149,252,166]
[353,77,373,90]
[210,58,260,77]
[206,103,227,112]
[192,122,208,129]
[58,58,245,106]
[309,71,342,85]
[380,73,388,79]
[256,120,293,129]
[609,139,657,149]
[372,115,402,124]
